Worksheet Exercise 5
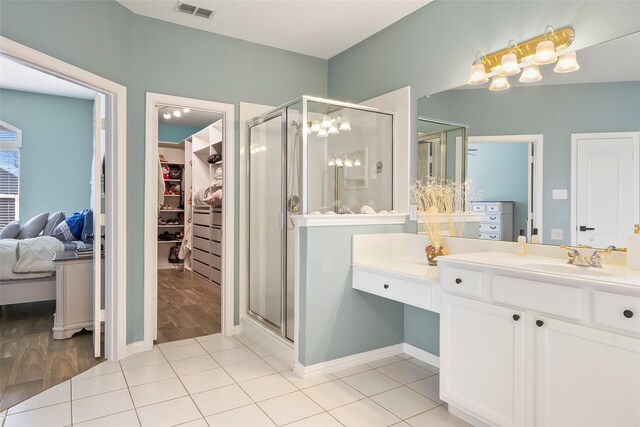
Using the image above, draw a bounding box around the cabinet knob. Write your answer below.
[623,310,634,319]
[383,284,389,289]
[513,314,520,321]
[455,278,462,284]
[536,320,544,327]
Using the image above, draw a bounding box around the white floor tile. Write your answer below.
[136,396,202,427]
[248,343,270,357]
[367,356,403,369]
[194,333,224,343]
[406,406,470,427]
[170,354,220,376]
[239,373,297,402]
[205,404,275,427]
[284,412,343,427]
[329,398,400,427]
[407,375,445,405]
[262,356,291,372]
[340,370,401,397]
[72,389,134,424]
[371,386,439,419]
[174,419,208,427]
[129,377,187,408]
[191,384,253,417]
[332,364,371,379]
[280,370,336,390]
[73,410,140,427]
[392,422,411,427]
[157,338,197,350]
[234,334,257,346]
[406,358,439,374]
[225,358,276,383]
[8,380,70,414]
[180,367,235,394]
[199,336,243,353]
[74,361,122,381]
[211,347,259,367]
[123,362,176,387]
[160,342,207,362]
[72,371,127,400]
[376,361,433,385]
[302,380,364,411]
[4,402,71,427]
[258,391,323,426]
[120,349,167,371]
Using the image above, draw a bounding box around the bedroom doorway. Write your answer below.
[144,93,235,349]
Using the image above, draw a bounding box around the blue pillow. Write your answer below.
[81,209,93,242]
[51,211,85,241]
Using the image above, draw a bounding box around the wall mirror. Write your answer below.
[417,31,640,248]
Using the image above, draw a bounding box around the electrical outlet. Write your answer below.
[551,229,564,240]
[552,189,568,200]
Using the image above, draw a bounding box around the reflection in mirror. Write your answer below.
[417,31,640,248]
[417,118,467,183]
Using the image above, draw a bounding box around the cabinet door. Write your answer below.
[441,294,526,426]
[535,317,640,427]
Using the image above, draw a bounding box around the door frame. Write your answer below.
[570,132,640,246]
[465,134,543,240]
[0,37,128,360]
[144,92,235,349]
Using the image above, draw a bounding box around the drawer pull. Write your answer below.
[489,216,497,220]
[512,314,520,321]
[490,226,497,230]
[536,320,544,327]
[383,284,389,289]
[455,278,462,285]
[623,310,634,319]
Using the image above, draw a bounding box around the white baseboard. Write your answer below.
[294,343,405,378]
[241,316,294,367]
[448,404,491,427]
[403,343,440,368]
[124,340,152,358]
[233,324,242,335]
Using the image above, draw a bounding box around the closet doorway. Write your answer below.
[144,94,235,348]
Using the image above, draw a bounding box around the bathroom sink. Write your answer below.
[517,262,617,277]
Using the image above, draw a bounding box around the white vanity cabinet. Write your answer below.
[439,259,640,427]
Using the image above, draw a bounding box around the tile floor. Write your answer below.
[0,334,469,427]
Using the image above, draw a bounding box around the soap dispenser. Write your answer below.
[517,229,527,256]
[628,224,640,270]
[531,228,541,244]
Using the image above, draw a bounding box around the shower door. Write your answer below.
[248,111,288,336]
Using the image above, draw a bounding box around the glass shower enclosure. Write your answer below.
[247,96,394,342]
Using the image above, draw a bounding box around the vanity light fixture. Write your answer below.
[339,120,351,132]
[173,109,182,118]
[321,116,332,129]
[468,26,578,92]
[310,121,321,133]
[353,159,361,167]
[328,125,339,135]
[317,128,329,138]
[163,111,171,120]
[182,108,191,113]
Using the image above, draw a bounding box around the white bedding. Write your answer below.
[0,237,64,280]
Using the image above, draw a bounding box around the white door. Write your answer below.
[92,95,103,358]
[535,317,640,427]
[440,294,526,427]
[573,132,640,248]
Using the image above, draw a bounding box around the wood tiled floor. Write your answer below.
[0,301,103,412]
[156,269,221,344]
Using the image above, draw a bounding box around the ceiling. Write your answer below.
[0,56,96,99]
[116,0,432,59]
[157,105,223,129]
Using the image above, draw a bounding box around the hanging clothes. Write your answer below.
[179,221,192,261]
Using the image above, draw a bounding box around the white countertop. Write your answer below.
[353,260,439,284]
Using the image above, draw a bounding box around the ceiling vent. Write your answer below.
[175,1,215,19]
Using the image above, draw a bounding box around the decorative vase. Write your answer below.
[425,244,447,266]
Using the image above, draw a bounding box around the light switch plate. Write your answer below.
[551,229,563,240]
[552,189,568,200]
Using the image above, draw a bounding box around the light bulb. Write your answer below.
[321,116,332,129]
[328,159,335,166]
[344,159,353,167]
[489,74,510,91]
[328,126,339,135]
[339,120,351,132]
[554,51,580,73]
[182,108,190,113]
[163,111,171,119]
[467,62,488,85]
[500,52,520,76]
[317,128,328,137]
[173,110,182,118]
[354,159,361,167]
[335,158,344,167]
[533,39,558,65]
[519,64,542,83]
[310,121,321,133]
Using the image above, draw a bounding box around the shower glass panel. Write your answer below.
[248,113,284,329]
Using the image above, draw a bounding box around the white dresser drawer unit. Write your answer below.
[192,236,211,252]
[440,266,484,298]
[479,232,500,240]
[470,201,514,242]
[593,291,640,334]
[353,267,431,310]
[193,211,211,226]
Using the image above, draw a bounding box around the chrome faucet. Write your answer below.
[564,246,615,268]
[589,246,616,268]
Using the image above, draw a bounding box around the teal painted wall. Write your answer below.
[159,125,202,143]
[404,306,439,356]
[467,142,529,241]
[0,0,328,343]
[0,89,93,221]
[299,225,405,365]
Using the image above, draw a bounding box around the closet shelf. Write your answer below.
[164,179,181,182]
[158,240,182,243]
[159,209,184,213]
[163,194,181,196]
[161,161,184,166]
[158,224,183,228]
